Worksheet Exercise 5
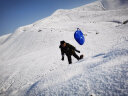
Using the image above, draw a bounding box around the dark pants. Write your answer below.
[66,52,80,64]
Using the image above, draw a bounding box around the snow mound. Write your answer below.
[72,1,104,11]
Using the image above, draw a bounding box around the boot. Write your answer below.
[79,55,84,60]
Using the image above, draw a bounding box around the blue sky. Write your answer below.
[0,0,96,36]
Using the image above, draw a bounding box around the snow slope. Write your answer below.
[0,1,128,96]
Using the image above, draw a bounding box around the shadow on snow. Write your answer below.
[88,49,128,69]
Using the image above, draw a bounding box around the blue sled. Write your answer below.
[74,28,85,45]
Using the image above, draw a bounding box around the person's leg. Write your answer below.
[67,54,72,64]
[73,52,80,60]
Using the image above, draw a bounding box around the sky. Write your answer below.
[0,0,97,36]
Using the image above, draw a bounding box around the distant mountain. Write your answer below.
[101,0,128,10]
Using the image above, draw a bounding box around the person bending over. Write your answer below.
[59,40,83,64]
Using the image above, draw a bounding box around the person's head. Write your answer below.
[60,40,66,47]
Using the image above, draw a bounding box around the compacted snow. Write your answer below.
[0,1,128,96]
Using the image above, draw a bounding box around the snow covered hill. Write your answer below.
[0,1,128,96]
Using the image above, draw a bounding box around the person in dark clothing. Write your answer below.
[59,40,83,64]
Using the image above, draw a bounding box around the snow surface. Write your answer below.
[0,1,128,96]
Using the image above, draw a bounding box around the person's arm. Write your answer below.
[59,46,65,60]
[61,49,64,60]
[75,49,80,53]
[68,43,80,53]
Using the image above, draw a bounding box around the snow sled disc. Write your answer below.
[74,29,85,45]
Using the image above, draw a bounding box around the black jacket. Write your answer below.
[59,43,80,57]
